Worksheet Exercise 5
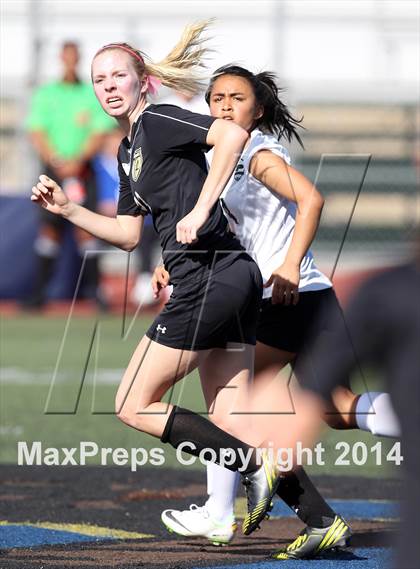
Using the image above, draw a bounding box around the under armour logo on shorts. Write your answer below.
[156,324,167,334]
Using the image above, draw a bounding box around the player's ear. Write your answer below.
[254,104,264,121]
[140,77,149,95]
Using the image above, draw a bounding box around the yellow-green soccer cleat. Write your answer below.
[241,451,281,535]
[272,515,351,560]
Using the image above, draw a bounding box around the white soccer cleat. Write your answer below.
[161,503,237,546]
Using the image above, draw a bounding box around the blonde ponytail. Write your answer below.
[144,20,213,95]
[95,20,213,96]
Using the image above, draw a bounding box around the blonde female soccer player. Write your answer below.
[30,28,285,535]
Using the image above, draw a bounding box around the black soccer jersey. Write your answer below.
[117,104,242,283]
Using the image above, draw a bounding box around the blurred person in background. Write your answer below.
[129,216,161,307]
[293,229,420,569]
[92,126,123,217]
[24,40,115,309]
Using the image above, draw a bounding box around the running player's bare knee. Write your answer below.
[115,401,150,431]
[115,391,142,427]
[115,402,135,427]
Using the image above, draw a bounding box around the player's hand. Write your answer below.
[151,265,170,299]
[176,206,209,244]
[264,261,300,305]
[30,175,72,216]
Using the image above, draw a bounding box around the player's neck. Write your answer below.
[122,101,150,141]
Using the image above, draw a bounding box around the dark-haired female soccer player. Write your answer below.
[30,27,287,536]
[158,65,400,559]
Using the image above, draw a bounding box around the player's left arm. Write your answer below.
[250,150,325,305]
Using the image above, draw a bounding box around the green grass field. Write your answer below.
[1,314,399,478]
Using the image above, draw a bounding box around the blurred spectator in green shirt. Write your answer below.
[24,41,115,309]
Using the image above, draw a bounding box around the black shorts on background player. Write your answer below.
[257,288,337,353]
[117,104,262,349]
[257,288,352,391]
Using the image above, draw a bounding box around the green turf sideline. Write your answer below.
[2,314,397,477]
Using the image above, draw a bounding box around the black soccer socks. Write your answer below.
[161,405,259,474]
[277,467,335,528]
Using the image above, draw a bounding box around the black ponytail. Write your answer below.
[205,64,304,148]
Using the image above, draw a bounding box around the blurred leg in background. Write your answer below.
[130,218,161,308]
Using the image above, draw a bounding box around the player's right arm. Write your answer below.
[31,174,142,251]
[176,119,249,244]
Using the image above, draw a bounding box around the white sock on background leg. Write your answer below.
[356,392,401,437]
[206,461,239,521]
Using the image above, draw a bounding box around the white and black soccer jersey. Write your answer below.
[220,129,332,299]
[117,104,242,284]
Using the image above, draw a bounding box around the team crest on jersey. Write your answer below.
[234,161,245,181]
[131,148,143,182]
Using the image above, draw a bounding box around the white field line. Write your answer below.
[1,367,124,385]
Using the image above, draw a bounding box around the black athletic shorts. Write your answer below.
[257,287,338,353]
[257,287,351,390]
[146,252,262,351]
